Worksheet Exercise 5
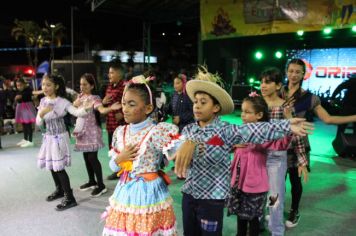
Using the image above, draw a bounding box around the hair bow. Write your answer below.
[249,91,260,97]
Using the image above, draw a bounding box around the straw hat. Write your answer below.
[186,66,234,115]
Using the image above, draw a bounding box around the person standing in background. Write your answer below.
[15,78,37,147]
[101,63,126,180]
[167,73,194,133]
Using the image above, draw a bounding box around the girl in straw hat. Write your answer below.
[167,66,313,236]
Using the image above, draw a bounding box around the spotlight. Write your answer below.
[275,51,283,59]
[254,51,263,60]
[297,30,304,36]
[323,27,332,35]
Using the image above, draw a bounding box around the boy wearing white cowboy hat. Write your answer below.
[168,66,313,236]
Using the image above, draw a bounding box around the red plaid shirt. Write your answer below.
[269,106,308,166]
[105,80,126,133]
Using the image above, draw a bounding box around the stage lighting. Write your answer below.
[249,77,255,84]
[254,51,263,60]
[297,30,304,36]
[352,25,356,32]
[323,27,332,35]
[275,51,283,59]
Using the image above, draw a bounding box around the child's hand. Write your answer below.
[174,140,196,178]
[39,106,53,118]
[173,116,180,125]
[290,118,314,136]
[102,95,112,105]
[83,100,95,111]
[115,144,139,164]
[110,102,122,111]
[298,165,309,183]
[15,95,22,101]
[73,98,82,107]
[283,105,293,119]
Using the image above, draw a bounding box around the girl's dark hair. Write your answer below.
[45,74,67,98]
[81,73,98,95]
[80,73,101,127]
[242,96,269,122]
[16,77,26,84]
[286,58,306,100]
[259,67,283,84]
[126,83,156,114]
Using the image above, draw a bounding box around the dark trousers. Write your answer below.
[182,193,225,236]
[108,132,113,149]
[83,151,104,188]
[23,123,33,142]
[237,217,260,236]
[288,167,302,212]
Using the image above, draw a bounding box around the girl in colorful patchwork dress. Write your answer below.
[102,75,178,236]
[15,78,37,147]
[73,73,121,197]
[36,74,93,211]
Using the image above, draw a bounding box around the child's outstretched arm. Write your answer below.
[67,100,94,117]
[97,102,122,115]
[225,119,313,148]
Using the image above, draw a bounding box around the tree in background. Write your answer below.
[11,19,65,71]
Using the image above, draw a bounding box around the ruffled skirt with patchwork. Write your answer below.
[102,176,177,236]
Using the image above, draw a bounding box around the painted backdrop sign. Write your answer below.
[201,0,355,40]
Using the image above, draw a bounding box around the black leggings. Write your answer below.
[108,132,113,149]
[237,217,259,236]
[83,151,104,188]
[51,169,71,193]
[23,123,33,142]
[288,167,302,212]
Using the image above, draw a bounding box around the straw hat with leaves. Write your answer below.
[186,66,234,115]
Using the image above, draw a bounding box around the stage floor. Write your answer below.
[1,113,356,236]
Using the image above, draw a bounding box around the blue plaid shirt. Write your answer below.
[181,117,291,200]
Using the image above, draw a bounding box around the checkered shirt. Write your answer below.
[269,106,308,167]
[181,117,291,200]
[104,80,125,133]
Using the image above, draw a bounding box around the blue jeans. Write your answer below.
[266,150,287,236]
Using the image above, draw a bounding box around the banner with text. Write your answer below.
[201,0,355,40]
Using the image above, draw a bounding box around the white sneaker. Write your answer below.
[21,141,34,147]
[17,139,27,146]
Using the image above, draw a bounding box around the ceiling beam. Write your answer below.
[91,0,108,12]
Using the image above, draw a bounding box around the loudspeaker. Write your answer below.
[332,132,356,156]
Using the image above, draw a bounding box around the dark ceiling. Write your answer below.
[0,0,200,65]
[89,0,200,23]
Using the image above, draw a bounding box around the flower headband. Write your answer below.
[249,91,260,97]
[125,75,155,105]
